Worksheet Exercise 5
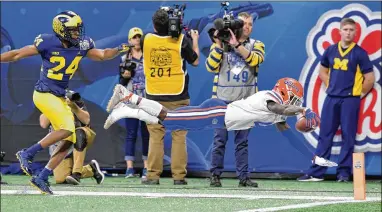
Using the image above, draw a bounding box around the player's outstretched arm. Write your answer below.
[267,101,320,128]
[86,48,119,61]
[266,101,304,116]
[86,44,131,61]
[0,45,39,63]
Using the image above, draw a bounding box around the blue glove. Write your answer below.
[303,108,318,128]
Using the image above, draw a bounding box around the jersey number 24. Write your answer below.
[47,56,83,80]
[34,35,82,81]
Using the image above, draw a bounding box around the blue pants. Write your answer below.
[163,98,227,131]
[210,128,250,180]
[307,95,360,179]
[125,118,149,161]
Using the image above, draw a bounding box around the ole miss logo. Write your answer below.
[299,4,381,154]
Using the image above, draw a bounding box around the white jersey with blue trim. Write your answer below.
[225,90,287,131]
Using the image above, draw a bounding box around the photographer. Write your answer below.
[40,91,104,185]
[141,8,199,185]
[0,151,6,184]
[119,27,150,179]
[206,12,265,187]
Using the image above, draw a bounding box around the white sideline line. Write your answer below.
[238,200,376,212]
[1,190,381,201]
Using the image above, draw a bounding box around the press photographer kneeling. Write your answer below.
[40,91,104,185]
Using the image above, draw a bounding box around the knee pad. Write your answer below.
[77,126,96,147]
[74,128,87,151]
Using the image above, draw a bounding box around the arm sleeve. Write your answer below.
[244,40,265,67]
[33,34,49,53]
[181,36,198,64]
[205,43,223,73]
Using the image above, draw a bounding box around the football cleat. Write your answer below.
[30,176,53,195]
[15,149,33,177]
[104,104,139,129]
[106,84,133,113]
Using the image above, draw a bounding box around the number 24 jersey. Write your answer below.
[33,34,95,97]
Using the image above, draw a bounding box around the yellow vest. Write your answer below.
[143,33,185,95]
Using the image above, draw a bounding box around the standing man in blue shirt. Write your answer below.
[298,18,375,182]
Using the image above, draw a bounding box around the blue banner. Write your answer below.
[1,1,380,176]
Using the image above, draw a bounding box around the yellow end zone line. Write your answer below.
[1,190,381,202]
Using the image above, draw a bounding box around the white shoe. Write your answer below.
[106,84,133,113]
[313,156,338,167]
[297,175,324,182]
[104,105,139,129]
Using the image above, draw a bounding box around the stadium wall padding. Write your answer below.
[1,1,380,176]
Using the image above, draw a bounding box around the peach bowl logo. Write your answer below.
[299,4,381,154]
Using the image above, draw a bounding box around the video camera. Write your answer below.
[208,1,244,51]
[65,90,81,101]
[160,4,187,39]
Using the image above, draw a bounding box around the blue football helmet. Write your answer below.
[52,10,85,46]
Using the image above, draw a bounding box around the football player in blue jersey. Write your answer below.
[0,10,130,194]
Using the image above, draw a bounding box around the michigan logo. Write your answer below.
[299,4,381,154]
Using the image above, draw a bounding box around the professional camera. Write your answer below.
[120,59,137,72]
[119,59,137,78]
[161,4,187,39]
[65,90,81,101]
[208,1,244,51]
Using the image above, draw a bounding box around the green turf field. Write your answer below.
[1,175,381,212]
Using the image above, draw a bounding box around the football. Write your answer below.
[295,116,316,133]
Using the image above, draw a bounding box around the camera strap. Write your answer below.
[125,48,133,61]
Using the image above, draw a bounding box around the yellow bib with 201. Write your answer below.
[143,33,185,95]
